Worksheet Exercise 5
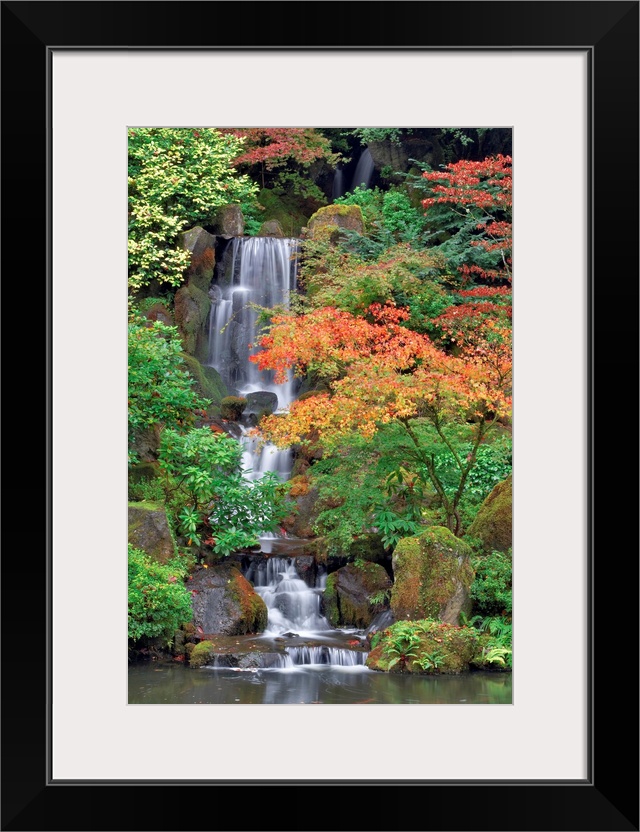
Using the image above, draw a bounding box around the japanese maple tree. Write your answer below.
[420,154,512,286]
[225,128,339,196]
[251,302,511,534]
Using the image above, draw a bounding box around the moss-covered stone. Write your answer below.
[366,619,481,675]
[189,563,268,635]
[181,354,228,406]
[258,219,285,237]
[128,501,177,564]
[128,462,161,483]
[467,475,512,553]
[257,188,313,238]
[220,395,247,421]
[189,640,216,669]
[207,204,244,237]
[391,526,474,624]
[307,203,365,241]
[179,226,218,293]
[323,563,391,629]
[174,283,210,360]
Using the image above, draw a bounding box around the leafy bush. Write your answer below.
[128,319,209,463]
[128,127,257,291]
[127,545,192,644]
[470,549,512,616]
[158,428,287,556]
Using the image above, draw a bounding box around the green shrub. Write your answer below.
[471,549,512,616]
[127,545,193,644]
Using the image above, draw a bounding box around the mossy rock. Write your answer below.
[189,640,216,669]
[307,204,364,241]
[207,204,244,237]
[189,564,268,636]
[366,619,481,675]
[258,219,285,237]
[181,354,228,406]
[391,527,474,624]
[257,188,313,238]
[128,501,177,564]
[220,395,247,421]
[128,462,161,484]
[324,563,391,628]
[467,475,512,553]
[174,283,210,360]
[179,226,218,294]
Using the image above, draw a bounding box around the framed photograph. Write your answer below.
[2,1,637,830]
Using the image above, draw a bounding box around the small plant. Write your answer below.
[382,622,423,670]
[478,645,512,667]
[413,650,446,672]
[369,588,390,607]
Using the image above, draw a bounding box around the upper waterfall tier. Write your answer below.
[207,236,299,409]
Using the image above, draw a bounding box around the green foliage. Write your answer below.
[128,127,257,291]
[352,128,403,145]
[464,436,512,502]
[470,550,513,616]
[128,319,209,462]
[298,237,447,327]
[127,545,192,644]
[128,476,165,504]
[158,428,287,556]
[382,621,423,669]
[310,424,430,555]
[334,186,427,245]
[412,650,446,671]
[368,588,390,606]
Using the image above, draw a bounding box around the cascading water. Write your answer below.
[207,236,299,408]
[244,556,368,667]
[349,147,374,192]
[207,236,299,481]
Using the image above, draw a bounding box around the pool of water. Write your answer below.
[128,663,512,705]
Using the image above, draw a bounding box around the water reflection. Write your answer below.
[128,664,511,705]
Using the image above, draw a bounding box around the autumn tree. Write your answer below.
[420,154,512,286]
[225,128,339,198]
[252,302,511,535]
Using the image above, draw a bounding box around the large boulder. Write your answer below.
[307,204,364,241]
[323,563,392,629]
[366,619,481,675]
[179,226,218,293]
[244,390,279,416]
[258,219,285,238]
[391,527,474,625]
[128,502,176,564]
[208,204,245,237]
[189,563,268,635]
[467,475,512,553]
[174,283,210,360]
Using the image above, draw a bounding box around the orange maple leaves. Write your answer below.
[251,302,511,449]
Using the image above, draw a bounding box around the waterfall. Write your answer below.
[244,556,369,668]
[207,236,299,482]
[349,148,374,192]
[332,166,345,199]
[207,236,299,409]
[247,557,329,635]
[239,425,293,483]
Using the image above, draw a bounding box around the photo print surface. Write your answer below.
[127,127,513,705]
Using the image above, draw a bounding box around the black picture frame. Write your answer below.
[2,2,638,830]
